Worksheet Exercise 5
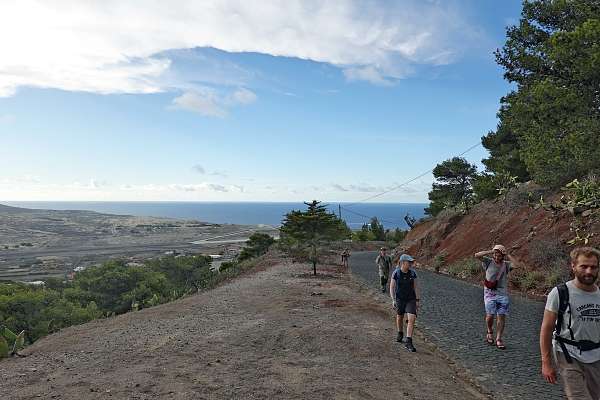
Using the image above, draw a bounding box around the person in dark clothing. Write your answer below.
[390,253,420,352]
[375,247,392,293]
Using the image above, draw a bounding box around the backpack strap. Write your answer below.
[555,283,574,363]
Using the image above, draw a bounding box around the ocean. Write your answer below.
[3,201,427,230]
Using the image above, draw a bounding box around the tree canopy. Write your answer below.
[426,157,478,216]
[482,0,600,187]
[280,200,350,275]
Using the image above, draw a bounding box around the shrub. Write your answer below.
[517,271,546,291]
[432,252,447,273]
[447,258,480,279]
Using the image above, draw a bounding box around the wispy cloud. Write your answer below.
[0,1,478,96]
[192,164,228,178]
[192,164,206,174]
[172,86,257,117]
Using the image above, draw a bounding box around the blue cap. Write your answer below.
[399,254,414,262]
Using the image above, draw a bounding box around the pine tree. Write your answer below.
[280,200,351,275]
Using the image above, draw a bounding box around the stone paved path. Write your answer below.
[350,251,564,400]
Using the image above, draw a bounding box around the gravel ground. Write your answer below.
[0,258,485,400]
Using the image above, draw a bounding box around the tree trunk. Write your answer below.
[312,260,317,275]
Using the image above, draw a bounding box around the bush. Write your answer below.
[517,271,546,291]
[238,233,275,261]
[545,263,570,288]
[447,258,480,279]
[432,252,447,273]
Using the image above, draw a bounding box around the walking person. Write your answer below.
[475,244,515,350]
[390,253,419,352]
[375,247,392,293]
[540,247,600,399]
[341,248,350,268]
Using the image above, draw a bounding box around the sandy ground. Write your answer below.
[0,258,485,400]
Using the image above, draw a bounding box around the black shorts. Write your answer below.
[395,299,417,316]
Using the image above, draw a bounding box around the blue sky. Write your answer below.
[0,0,523,202]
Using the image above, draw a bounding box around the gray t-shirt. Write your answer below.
[482,256,511,296]
[546,280,600,363]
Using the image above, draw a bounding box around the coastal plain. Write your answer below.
[0,204,277,281]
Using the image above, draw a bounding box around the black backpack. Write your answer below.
[554,283,600,363]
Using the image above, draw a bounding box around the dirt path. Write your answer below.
[0,260,485,399]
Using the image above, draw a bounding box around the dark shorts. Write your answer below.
[395,299,417,316]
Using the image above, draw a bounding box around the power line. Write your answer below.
[343,141,482,207]
[339,205,399,226]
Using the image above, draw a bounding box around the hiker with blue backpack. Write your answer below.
[390,253,419,352]
[540,247,600,399]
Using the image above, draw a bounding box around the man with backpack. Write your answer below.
[540,247,600,399]
[389,253,419,352]
[375,247,392,293]
[475,244,514,350]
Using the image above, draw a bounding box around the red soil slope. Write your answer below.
[402,184,599,270]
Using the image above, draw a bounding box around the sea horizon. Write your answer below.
[2,201,427,230]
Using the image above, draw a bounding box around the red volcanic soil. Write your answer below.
[401,183,599,273]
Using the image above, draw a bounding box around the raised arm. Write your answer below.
[474,249,493,260]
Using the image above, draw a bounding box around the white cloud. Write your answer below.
[171,90,227,118]
[231,88,257,105]
[172,86,257,117]
[0,0,477,96]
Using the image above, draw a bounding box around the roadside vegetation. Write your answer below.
[0,234,276,356]
[351,216,407,246]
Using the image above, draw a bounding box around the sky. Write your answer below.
[0,0,523,203]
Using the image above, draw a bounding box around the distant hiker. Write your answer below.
[475,244,515,350]
[540,247,600,399]
[390,253,419,352]
[375,247,392,293]
[341,248,350,268]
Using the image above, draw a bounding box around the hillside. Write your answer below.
[400,182,599,293]
[0,258,483,400]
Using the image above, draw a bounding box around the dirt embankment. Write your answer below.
[400,183,599,292]
[0,257,484,400]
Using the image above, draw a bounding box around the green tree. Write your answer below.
[352,223,375,242]
[486,0,600,187]
[369,217,386,241]
[280,200,350,275]
[146,255,213,295]
[73,260,171,314]
[425,157,478,216]
[480,121,530,182]
[238,233,275,261]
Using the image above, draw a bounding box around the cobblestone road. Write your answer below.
[350,251,564,400]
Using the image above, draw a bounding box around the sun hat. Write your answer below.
[492,244,507,255]
[399,254,414,262]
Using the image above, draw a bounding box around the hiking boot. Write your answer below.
[405,337,416,352]
[396,331,403,343]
